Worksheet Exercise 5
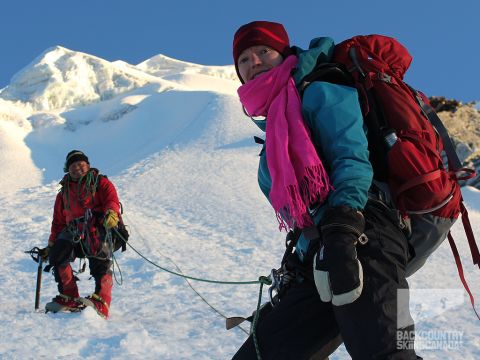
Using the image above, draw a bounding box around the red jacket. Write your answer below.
[49,170,120,243]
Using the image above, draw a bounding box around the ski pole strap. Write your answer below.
[447,232,480,321]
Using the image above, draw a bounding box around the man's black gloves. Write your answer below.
[38,245,51,261]
[313,206,367,306]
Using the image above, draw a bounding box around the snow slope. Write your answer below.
[0,47,478,360]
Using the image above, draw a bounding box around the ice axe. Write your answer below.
[25,247,45,311]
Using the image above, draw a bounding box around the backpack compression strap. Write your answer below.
[460,203,480,268]
[410,88,463,171]
[448,232,480,321]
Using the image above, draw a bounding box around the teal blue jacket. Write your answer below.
[252,38,373,261]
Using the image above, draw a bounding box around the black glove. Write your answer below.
[38,245,51,261]
[313,206,367,306]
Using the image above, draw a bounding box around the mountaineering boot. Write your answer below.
[78,273,113,319]
[46,264,83,313]
[45,294,85,313]
[78,293,110,319]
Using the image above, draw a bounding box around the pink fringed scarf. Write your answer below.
[238,55,333,231]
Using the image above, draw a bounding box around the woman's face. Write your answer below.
[237,45,284,82]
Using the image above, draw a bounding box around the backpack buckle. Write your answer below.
[378,72,392,83]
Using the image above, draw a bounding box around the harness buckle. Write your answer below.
[268,269,282,306]
[268,264,298,307]
[358,233,369,245]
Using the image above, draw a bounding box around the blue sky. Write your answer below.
[1,0,479,101]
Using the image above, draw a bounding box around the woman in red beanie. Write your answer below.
[231,21,419,360]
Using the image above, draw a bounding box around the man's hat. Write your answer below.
[64,150,89,172]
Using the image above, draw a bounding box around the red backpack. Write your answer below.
[300,35,479,316]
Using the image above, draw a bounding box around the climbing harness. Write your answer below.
[47,208,125,286]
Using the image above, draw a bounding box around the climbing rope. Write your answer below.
[124,239,261,285]
[62,170,100,209]
[105,229,124,286]
[252,276,272,360]
[118,217,270,337]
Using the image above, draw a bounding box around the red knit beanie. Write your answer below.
[233,21,291,82]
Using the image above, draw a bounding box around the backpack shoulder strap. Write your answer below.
[298,62,354,97]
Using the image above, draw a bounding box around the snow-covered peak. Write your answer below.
[0,47,240,111]
[0,46,175,111]
[137,53,238,81]
[136,54,240,95]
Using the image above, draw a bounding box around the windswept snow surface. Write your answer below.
[0,47,479,360]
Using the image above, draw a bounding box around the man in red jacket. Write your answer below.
[43,150,121,318]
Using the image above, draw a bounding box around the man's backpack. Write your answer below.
[299,35,479,313]
[112,203,129,252]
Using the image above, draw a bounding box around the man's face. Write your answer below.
[68,160,90,179]
[237,45,284,82]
